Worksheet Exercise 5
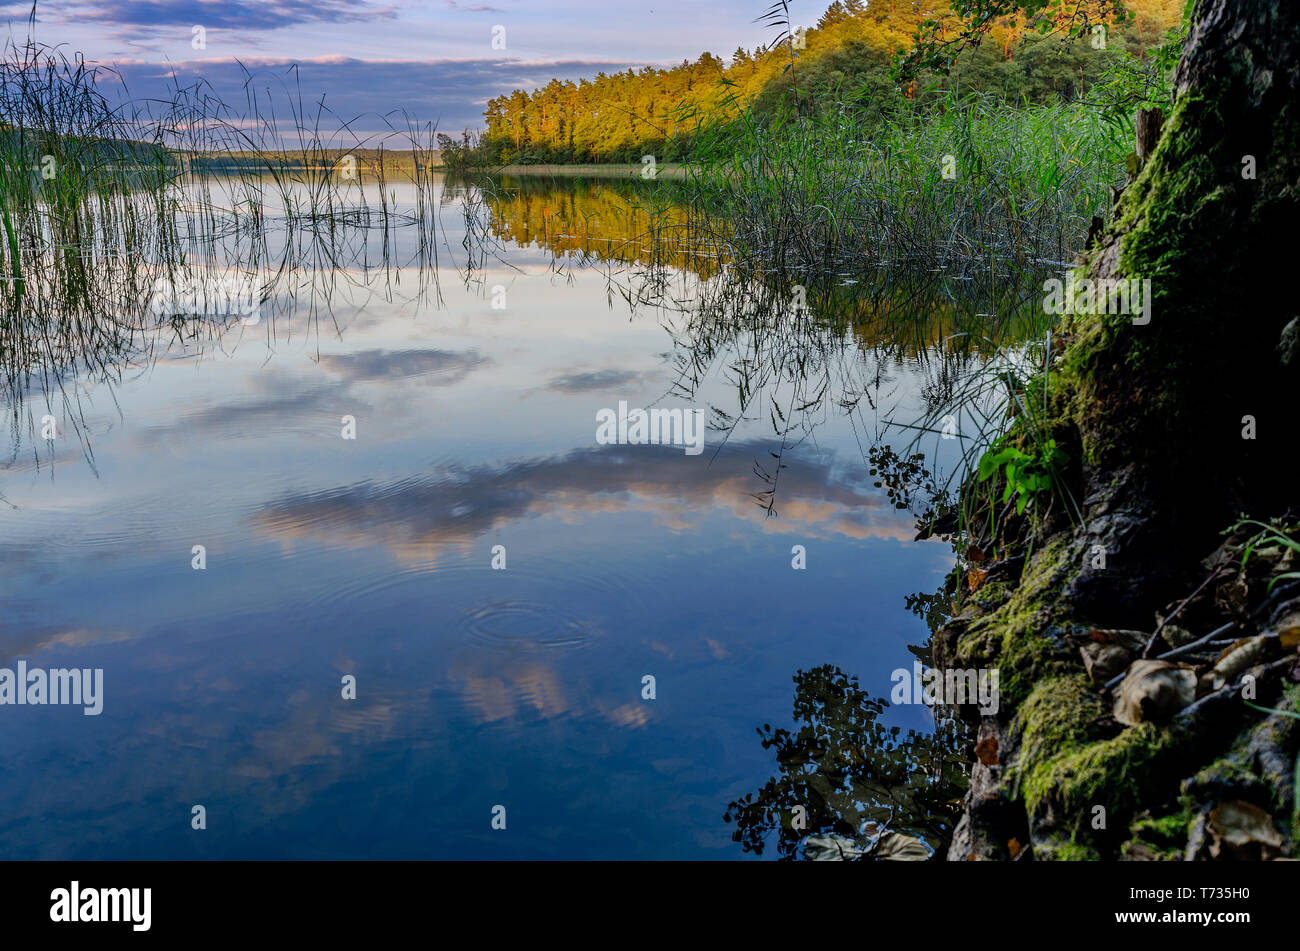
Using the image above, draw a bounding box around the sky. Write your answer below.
[3,0,795,138]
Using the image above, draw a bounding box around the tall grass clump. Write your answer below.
[0,22,452,411]
[651,86,1128,534]
[682,88,1129,279]
[0,28,177,406]
[0,18,462,479]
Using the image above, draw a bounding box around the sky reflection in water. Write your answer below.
[0,177,967,859]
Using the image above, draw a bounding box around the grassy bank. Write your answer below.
[678,92,1130,278]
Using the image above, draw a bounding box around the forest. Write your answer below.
[447,0,1183,166]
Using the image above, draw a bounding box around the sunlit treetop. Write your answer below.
[895,0,1142,79]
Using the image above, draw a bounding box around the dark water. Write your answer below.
[0,175,1020,859]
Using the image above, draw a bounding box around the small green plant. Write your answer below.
[977,433,1068,516]
[1233,519,1300,593]
[897,329,1081,573]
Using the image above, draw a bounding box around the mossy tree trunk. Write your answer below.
[942,0,1300,860]
[1066,0,1297,611]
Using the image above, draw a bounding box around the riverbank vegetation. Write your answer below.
[443,0,1184,292]
[454,0,1181,167]
[897,0,1300,863]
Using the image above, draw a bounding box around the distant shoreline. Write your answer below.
[453,163,692,179]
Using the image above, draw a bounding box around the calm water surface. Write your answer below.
[0,175,994,859]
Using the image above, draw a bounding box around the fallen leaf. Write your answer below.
[1081,641,1135,685]
[1207,800,1283,859]
[1216,575,1251,613]
[871,831,932,861]
[804,828,932,861]
[802,834,862,861]
[1208,634,1276,687]
[1114,659,1197,726]
[1086,629,1148,651]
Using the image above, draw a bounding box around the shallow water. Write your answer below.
[0,175,1007,859]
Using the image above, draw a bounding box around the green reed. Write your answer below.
[680,88,1129,280]
[0,23,459,478]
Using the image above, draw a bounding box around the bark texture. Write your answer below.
[941,0,1300,860]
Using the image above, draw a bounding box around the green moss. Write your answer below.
[1189,687,1300,805]
[954,600,1062,713]
[957,533,1077,710]
[953,617,1002,673]
[970,579,1013,612]
[1119,839,1182,861]
[1129,807,1191,851]
[1133,810,1189,843]
[1016,684,1188,859]
[1038,838,1101,861]
[1188,755,1258,792]
[1040,81,1244,473]
[1122,800,1194,859]
[1014,675,1107,784]
[1023,721,1180,829]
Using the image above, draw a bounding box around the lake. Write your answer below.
[0,173,1043,859]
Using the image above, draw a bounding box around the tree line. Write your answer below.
[443,0,1182,167]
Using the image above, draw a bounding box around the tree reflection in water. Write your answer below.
[724,664,969,860]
